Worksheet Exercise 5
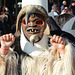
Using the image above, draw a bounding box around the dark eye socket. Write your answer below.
[22,20,26,25]
[35,19,45,26]
[22,20,30,25]
[22,19,45,26]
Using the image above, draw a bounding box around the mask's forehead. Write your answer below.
[22,13,45,21]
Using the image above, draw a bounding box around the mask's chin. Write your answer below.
[29,35,41,46]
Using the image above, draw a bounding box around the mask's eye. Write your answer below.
[35,19,45,26]
[22,19,44,26]
[22,20,30,25]
[22,20,26,25]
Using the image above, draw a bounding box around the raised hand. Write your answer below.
[0,33,15,49]
[50,35,66,54]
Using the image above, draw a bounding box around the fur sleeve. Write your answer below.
[53,41,75,75]
[4,51,19,75]
[63,41,75,75]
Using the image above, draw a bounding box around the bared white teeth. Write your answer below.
[32,29,33,32]
[29,29,36,32]
[27,29,40,33]
[35,30,37,32]
[30,30,31,32]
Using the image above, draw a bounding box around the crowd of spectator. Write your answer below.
[0,6,16,36]
[48,0,75,30]
[49,0,75,17]
[0,0,75,37]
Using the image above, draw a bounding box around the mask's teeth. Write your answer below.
[35,30,37,32]
[30,30,31,32]
[32,29,33,32]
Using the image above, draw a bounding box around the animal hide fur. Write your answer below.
[0,41,74,75]
[21,42,75,75]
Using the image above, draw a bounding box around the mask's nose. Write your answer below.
[28,21,36,27]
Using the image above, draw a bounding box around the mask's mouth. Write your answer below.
[26,28,40,34]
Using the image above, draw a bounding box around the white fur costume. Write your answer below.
[20,30,75,75]
[0,2,75,75]
[0,34,75,75]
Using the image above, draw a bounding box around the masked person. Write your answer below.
[0,3,75,75]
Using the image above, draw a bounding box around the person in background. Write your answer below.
[50,4,59,18]
[48,0,54,12]
[0,6,7,22]
[3,7,12,25]
[60,7,67,14]
[0,6,8,35]
[2,7,13,33]
[67,8,73,15]
[60,0,67,13]
[69,1,75,15]
[0,6,5,15]
[64,6,68,10]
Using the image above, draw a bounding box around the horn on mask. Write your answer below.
[15,5,50,37]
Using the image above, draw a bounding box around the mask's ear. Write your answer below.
[44,19,50,36]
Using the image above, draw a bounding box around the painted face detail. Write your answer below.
[21,14,45,42]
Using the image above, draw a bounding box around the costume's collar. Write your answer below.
[20,28,49,56]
